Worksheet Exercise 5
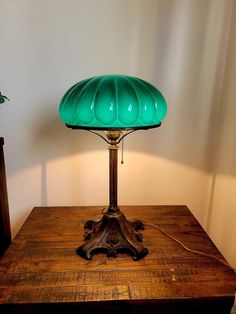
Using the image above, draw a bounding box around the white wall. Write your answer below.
[205,0,236,268]
[0,0,235,268]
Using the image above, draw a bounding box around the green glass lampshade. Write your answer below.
[59,74,167,130]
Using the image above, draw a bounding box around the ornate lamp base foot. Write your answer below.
[77,209,148,260]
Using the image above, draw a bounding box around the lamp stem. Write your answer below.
[108,144,119,213]
[77,131,148,260]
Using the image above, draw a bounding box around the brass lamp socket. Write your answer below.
[104,131,122,144]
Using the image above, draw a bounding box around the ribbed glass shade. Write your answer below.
[59,75,167,130]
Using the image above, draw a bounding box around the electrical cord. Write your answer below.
[141,220,236,273]
[100,208,235,273]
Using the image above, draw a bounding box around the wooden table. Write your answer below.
[0,205,235,313]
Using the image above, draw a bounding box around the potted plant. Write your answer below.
[0,92,9,104]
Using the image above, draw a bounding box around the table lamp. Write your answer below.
[59,74,167,260]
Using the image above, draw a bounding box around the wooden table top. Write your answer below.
[0,205,236,313]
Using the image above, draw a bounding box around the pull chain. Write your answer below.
[121,139,124,164]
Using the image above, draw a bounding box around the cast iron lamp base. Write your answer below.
[77,208,148,260]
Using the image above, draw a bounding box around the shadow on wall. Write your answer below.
[25,1,231,175]
[210,0,236,179]
[136,0,232,175]
[2,0,235,185]
[31,113,106,206]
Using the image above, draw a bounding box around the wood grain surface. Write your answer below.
[0,205,235,313]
